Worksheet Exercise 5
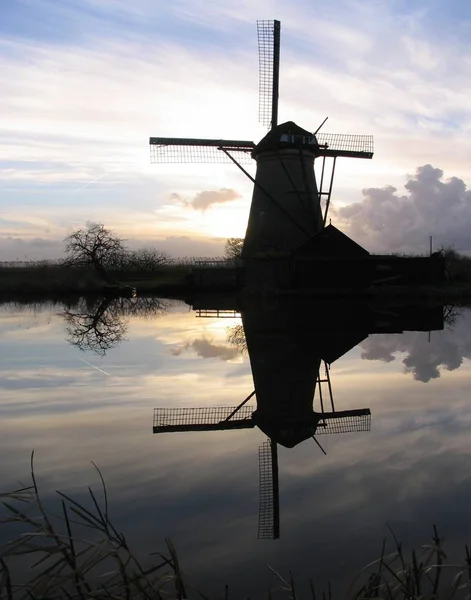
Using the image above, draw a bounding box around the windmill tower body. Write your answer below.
[241,306,323,447]
[243,123,323,258]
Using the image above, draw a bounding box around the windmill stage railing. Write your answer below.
[196,309,241,318]
[192,259,238,269]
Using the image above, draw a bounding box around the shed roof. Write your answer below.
[294,224,369,258]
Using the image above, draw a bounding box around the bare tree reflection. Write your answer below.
[226,323,247,355]
[62,296,169,356]
[444,305,463,328]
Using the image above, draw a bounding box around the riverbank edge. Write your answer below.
[2,281,471,307]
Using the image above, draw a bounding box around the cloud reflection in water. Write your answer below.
[360,310,471,381]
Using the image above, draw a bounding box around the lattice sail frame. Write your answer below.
[258,439,280,539]
[257,20,280,130]
[149,137,255,164]
[316,132,374,158]
[149,133,373,164]
[153,406,255,432]
[315,409,371,435]
[152,407,370,434]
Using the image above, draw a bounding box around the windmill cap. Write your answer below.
[252,410,321,448]
[252,121,319,158]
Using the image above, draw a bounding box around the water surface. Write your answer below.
[1,298,471,596]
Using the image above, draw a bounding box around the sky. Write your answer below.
[2,0,471,260]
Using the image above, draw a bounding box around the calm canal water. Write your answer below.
[1,297,471,596]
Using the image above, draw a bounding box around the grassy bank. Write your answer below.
[3,250,471,302]
[0,261,190,297]
[0,263,103,294]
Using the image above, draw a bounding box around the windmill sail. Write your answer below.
[153,406,255,433]
[149,137,255,164]
[316,132,374,159]
[257,20,281,130]
[315,408,371,435]
[258,439,280,539]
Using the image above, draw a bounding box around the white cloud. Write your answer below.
[0,35,258,166]
[0,233,226,261]
[335,164,471,253]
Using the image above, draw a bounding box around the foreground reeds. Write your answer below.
[1,455,471,599]
[0,454,186,599]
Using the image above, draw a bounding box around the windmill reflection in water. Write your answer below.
[153,362,366,540]
[153,299,444,539]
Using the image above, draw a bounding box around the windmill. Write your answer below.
[149,20,373,258]
[153,361,371,540]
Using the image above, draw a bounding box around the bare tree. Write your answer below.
[226,323,247,355]
[224,238,244,261]
[64,223,126,283]
[124,248,171,272]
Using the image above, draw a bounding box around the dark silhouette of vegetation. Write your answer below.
[1,458,471,598]
[224,237,244,260]
[226,323,247,355]
[64,223,126,284]
[120,247,170,274]
[63,223,172,286]
[63,222,173,281]
[63,296,169,355]
[0,260,104,294]
[0,454,185,598]
[0,225,176,294]
[439,245,471,282]
[3,234,471,297]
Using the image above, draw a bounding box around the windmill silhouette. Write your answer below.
[153,295,374,540]
[152,297,446,539]
[153,360,370,540]
[149,20,373,257]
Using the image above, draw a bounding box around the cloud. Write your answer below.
[0,375,77,390]
[336,165,471,253]
[360,310,471,382]
[172,188,241,211]
[0,236,64,261]
[171,337,240,361]
[0,233,225,262]
[130,236,225,258]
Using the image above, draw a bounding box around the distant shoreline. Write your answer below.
[0,262,190,297]
[2,260,471,306]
